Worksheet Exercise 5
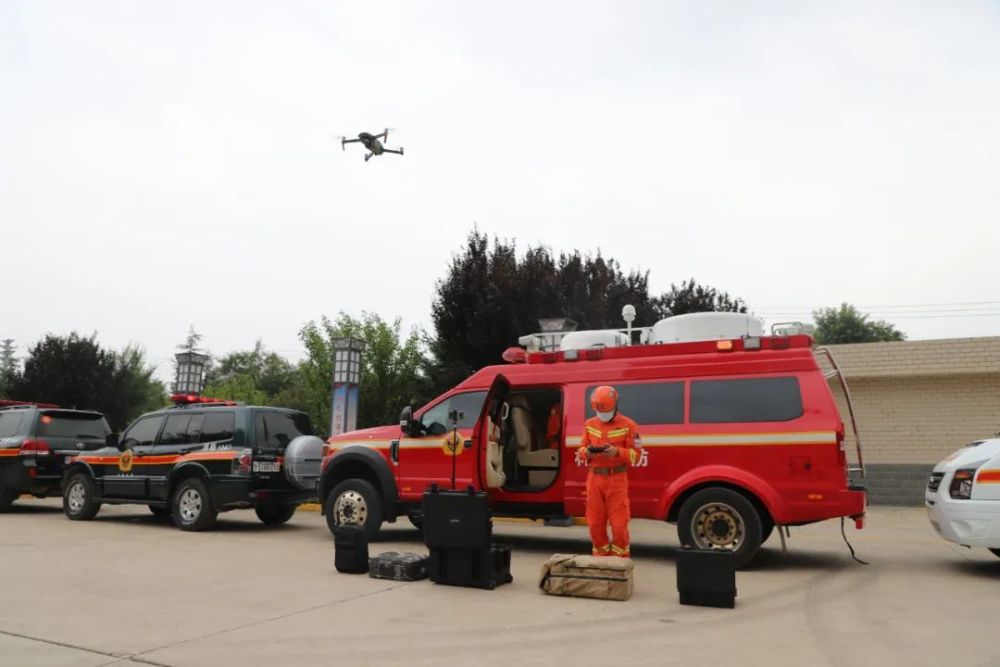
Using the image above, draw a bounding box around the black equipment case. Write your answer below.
[334,525,369,574]
[676,547,736,608]
[368,552,429,582]
[422,484,512,589]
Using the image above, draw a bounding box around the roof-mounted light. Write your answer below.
[170,394,237,406]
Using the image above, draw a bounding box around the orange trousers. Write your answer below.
[585,471,630,557]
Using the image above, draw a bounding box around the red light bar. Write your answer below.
[501,347,527,364]
[0,399,59,408]
[170,394,237,406]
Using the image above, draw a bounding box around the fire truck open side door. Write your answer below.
[474,374,510,490]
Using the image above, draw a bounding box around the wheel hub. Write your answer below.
[692,502,745,549]
[335,490,368,526]
[67,482,85,512]
[178,488,202,523]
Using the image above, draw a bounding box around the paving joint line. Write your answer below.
[0,628,171,667]
[130,582,407,660]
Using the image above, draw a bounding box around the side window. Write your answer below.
[158,414,192,445]
[419,391,487,435]
[254,413,267,448]
[123,416,165,447]
[186,414,205,441]
[691,377,803,423]
[200,412,235,443]
[261,412,314,449]
[0,413,23,438]
[585,382,684,424]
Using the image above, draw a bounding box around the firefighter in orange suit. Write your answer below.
[576,386,642,558]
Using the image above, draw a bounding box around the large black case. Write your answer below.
[676,547,736,609]
[428,544,513,590]
[368,552,429,582]
[334,525,369,574]
[422,485,492,550]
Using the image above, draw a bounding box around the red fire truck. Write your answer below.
[319,313,866,567]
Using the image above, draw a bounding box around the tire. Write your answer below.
[677,487,763,569]
[989,548,1000,559]
[0,483,17,513]
[149,506,171,520]
[171,477,218,532]
[325,478,383,540]
[761,515,775,545]
[63,473,101,521]
[255,504,297,526]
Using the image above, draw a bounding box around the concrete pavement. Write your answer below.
[1,500,998,667]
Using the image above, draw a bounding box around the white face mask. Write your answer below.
[596,410,615,423]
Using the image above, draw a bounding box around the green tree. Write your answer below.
[299,313,427,434]
[203,340,306,410]
[812,303,906,344]
[428,230,659,392]
[0,338,17,397]
[655,278,747,317]
[10,333,166,429]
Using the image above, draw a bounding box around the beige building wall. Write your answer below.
[819,337,1000,504]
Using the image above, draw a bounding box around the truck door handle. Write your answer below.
[464,439,473,447]
[390,440,400,464]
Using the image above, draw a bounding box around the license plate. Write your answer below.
[252,461,281,473]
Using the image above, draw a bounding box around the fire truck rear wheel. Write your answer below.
[990,548,1000,559]
[63,473,101,521]
[326,479,383,540]
[255,504,297,525]
[677,487,763,569]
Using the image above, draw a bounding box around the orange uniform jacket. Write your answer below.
[577,414,641,468]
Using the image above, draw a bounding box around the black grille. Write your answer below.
[927,472,944,492]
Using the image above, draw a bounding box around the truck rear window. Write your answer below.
[585,382,684,425]
[690,377,803,423]
[37,412,109,439]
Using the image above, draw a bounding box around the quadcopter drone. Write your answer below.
[341,129,404,162]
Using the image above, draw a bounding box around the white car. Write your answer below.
[926,437,1000,559]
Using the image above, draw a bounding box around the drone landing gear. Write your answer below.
[364,153,372,162]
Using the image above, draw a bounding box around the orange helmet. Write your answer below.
[591,385,619,417]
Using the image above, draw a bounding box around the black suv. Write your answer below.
[0,402,111,511]
[61,396,324,531]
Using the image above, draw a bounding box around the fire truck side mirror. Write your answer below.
[399,405,416,436]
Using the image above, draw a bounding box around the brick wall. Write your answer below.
[823,337,1000,505]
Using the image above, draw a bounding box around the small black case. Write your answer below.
[676,547,736,608]
[369,552,429,582]
[422,484,492,551]
[334,525,369,574]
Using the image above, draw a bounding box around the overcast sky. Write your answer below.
[2,1,999,381]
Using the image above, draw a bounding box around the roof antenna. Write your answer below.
[622,304,636,345]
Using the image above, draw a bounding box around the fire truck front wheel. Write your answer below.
[325,478,383,540]
[677,487,763,569]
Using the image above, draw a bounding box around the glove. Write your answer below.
[603,446,619,458]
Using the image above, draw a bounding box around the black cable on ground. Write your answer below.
[841,517,869,565]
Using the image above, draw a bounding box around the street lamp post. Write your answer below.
[174,351,209,396]
[330,337,365,436]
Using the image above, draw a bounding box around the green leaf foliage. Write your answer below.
[812,303,906,345]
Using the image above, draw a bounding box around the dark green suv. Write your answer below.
[0,402,110,511]
[61,396,324,531]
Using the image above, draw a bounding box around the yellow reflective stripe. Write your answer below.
[607,428,630,437]
[586,427,603,437]
[611,545,629,555]
[628,448,638,465]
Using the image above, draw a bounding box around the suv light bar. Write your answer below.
[170,394,238,406]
